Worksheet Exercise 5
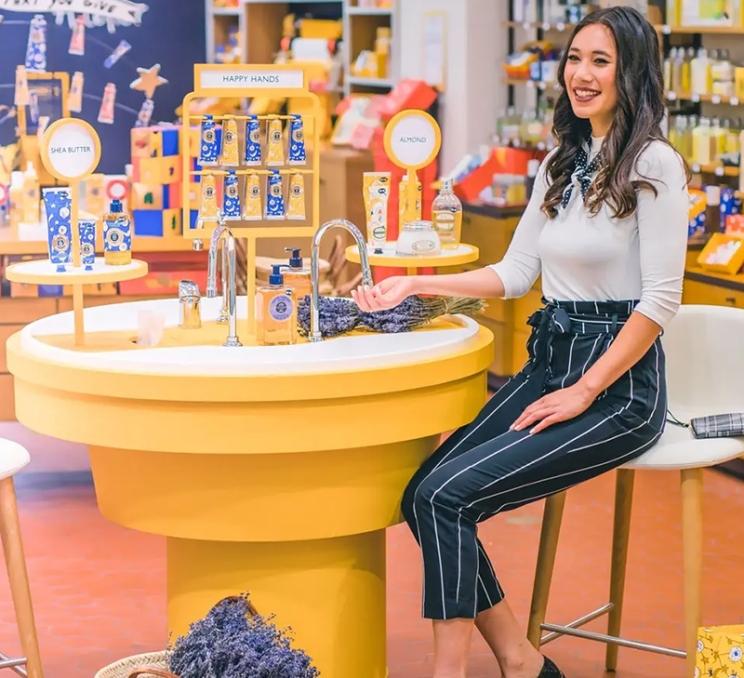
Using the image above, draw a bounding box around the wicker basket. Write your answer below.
[94,651,176,678]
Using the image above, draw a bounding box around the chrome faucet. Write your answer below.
[206,216,241,347]
[310,219,373,342]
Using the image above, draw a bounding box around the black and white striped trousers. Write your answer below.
[401,299,667,620]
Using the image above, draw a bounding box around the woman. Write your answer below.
[352,7,688,678]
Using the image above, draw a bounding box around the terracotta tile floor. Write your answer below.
[1,420,743,678]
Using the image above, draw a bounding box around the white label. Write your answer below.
[556,21,566,31]
[45,122,98,180]
[667,91,677,100]
[731,96,739,106]
[388,114,440,168]
[691,93,700,102]
[691,163,701,173]
[715,166,724,177]
[711,94,722,104]
[199,69,304,90]
[662,24,671,34]
[522,21,530,30]
[541,22,550,31]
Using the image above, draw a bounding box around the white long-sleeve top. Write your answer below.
[488,136,689,327]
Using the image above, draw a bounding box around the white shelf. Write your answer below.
[348,7,393,16]
[211,7,240,15]
[347,76,394,88]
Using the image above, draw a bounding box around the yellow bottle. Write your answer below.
[399,175,422,226]
[21,161,40,223]
[255,264,296,346]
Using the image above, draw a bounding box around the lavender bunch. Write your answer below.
[169,595,319,678]
[297,295,485,338]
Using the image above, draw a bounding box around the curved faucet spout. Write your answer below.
[310,219,373,343]
[206,220,228,299]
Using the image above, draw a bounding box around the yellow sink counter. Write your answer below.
[7,297,494,677]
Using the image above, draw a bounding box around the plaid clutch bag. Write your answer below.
[690,413,744,439]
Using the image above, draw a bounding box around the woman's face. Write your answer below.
[564,23,618,135]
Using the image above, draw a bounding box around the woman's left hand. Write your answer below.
[511,382,598,434]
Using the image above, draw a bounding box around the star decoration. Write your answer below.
[130,63,168,99]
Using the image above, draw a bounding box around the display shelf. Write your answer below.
[505,20,744,35]
[5,258,148,286]
[212,7,240,15]
[666,91,740,106]
[504,20,575,31]
[347,7,393,16]
[346,75,394,88]
[345,242,479,273]
[690,163,739,177]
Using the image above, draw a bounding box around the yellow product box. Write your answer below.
[696,625,744,677]
[132,182,164,210]
[299,18,343,40]
[161,156,182,183]
[162,208,182,237]
[697,233,744,274]
[735,67,744,100]
[131,127,162,159]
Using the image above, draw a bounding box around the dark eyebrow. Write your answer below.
[568,46,613,58]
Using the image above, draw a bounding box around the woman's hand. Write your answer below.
[351,276,416,312]
[511,382,598,435]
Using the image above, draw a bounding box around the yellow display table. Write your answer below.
[7,297,493,677]
[346,242,480,274]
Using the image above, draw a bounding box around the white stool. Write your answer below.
[0,439,43,677]
[527,305,744,678]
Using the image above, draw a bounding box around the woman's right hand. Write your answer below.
[351,275,416,312]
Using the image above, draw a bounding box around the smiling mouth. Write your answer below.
[573,87,601,103]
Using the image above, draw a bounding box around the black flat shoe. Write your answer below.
[537,655,565,677]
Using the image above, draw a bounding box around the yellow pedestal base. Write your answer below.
[167,533,386,677]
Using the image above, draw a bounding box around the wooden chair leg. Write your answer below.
[0,477,44,678]
[605,469,635,672]
[681,468,703,678]
[527,491,567,648]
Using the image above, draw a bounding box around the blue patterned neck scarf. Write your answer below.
[560,145,602,209]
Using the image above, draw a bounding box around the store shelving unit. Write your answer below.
[343,1,398,96]
[205,1,245,64]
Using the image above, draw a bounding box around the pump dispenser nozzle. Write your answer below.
[269,264,286,286]
[285,247,303,269]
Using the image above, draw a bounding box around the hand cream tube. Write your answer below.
[242,172,262,221]
[286,172,306,220]
[288,115,307,165]
[363,172,390,250]
[266,116,285,166]
[78,219,96,271]
[198,115,221,166]
[222,169,241,221]
[42,187,72,272]
[244,115,262,165]
[220,116,239,166]
[196,174,219,227]
[265,170,285,220]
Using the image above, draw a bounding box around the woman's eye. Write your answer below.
[567,54,580,62]
[594,58,609,65]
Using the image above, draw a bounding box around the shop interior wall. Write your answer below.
[399,0,506,174]
[0,1,206,173]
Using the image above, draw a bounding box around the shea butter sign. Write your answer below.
[41,119,101,181]
[199,69,304,91]
[384,110,442,170]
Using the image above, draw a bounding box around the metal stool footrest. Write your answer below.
[0,648,29,676]
[539,603,685,659]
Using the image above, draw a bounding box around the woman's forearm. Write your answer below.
[411,267,506,299]
[577,311,663,399]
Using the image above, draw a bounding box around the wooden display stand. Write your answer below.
[7,118,149,346]
[181,64,322,337]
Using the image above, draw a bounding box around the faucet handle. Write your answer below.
[179,279,201,300]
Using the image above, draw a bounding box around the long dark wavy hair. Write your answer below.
[542,7,684,219]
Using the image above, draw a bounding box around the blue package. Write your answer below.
[287,115,307,165]
[199,115,221,166]
[42,188,72,272]
[78,219,96,271]
[223,170,242,221]
[244,115,262,165]
[265,170,285,220]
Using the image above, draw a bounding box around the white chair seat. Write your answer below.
[622,423,744,471]
[0,439,30,481]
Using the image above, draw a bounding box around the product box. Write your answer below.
[696,625,744,677]
[131,126,180,159]
[133,208,182,237]
[131,182,183,211]
[697,233,744,274]
[132,156,182,184]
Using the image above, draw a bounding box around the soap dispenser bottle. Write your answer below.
[103,199,132,265]
[256,264,296,346]
[283,247,311,305]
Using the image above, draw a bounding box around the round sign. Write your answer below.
[383,110,442,170]
[40,118,101,182]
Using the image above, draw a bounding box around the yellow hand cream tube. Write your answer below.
[242,172,262,221]
[266,116,285,166]
[220,116,239,166]
[286,172,306,221]
[363,171,390,251]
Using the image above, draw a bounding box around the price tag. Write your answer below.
[662,24,671,34]
[711,94,722,104]
[556,21,566,31]
[536,142,546,151]
[715,166,724,177]
[541,22,550,31]
[667,91,677,101]
[731,96,739,106]
[522,22,531,31]
[538,81,547,90]
[691,163,701,173]
[526,80,536,88]
[691,93,700,102]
